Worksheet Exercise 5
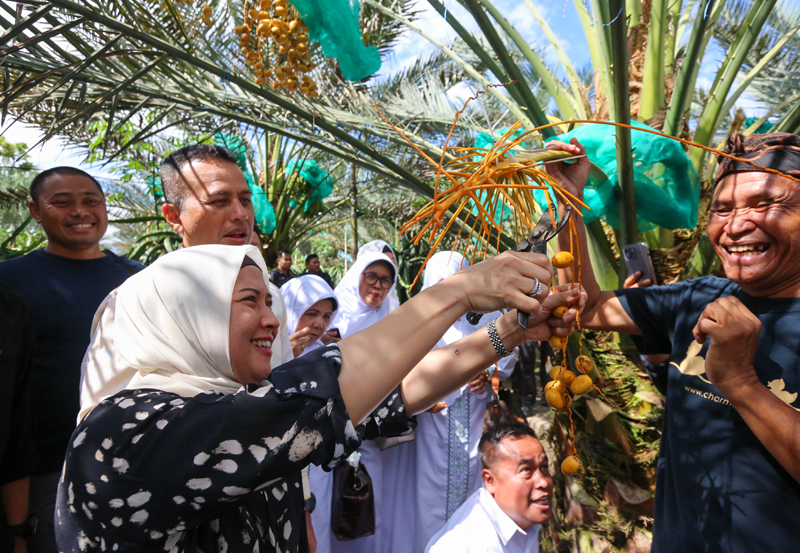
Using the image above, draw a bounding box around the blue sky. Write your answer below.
[2,0,797,174]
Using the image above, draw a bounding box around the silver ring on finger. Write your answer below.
[529,277,543,297]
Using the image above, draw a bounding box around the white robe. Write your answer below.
[280,274,339,552]
[387,251,517,553]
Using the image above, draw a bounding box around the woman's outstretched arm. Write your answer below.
[336,251,557,423]
[401,288,583,415]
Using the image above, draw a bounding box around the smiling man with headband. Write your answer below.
[543,131,800,552]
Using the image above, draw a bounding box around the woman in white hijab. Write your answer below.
[330,251,397,339]
[59,244,580,553]
[357,239,400,312]
[77,277,294,421]
[316,251,398,553]
[388,251,519,553]
[281,274,339,551]
[282,275,338,358]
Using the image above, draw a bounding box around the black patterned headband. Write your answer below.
[715,131,800,186]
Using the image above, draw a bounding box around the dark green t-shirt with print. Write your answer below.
[617,276,800,552]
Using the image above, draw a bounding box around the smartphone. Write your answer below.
[623,242,657,286]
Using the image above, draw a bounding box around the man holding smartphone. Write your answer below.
[544,132,800,552]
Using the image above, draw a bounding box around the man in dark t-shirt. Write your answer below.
[0,167,141,553]
[272,249,295,287]
[544,132,800,552]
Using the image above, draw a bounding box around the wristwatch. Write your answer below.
[8,513,37,538]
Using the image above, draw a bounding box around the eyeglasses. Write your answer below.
[363,272,393,289]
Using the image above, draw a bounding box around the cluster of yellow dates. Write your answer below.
[546,355,594,477]
[547,251,593,476]
[197,0,319,96]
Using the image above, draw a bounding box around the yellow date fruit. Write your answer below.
[544,380,567,394]
[561,455,581,475]
[549,335,566,349]
[558,369,575,386]
[545,388,567,410]
[575,355,594,373]
[570,374,593,396]
[552,305,568,318]
[552,251,574,269]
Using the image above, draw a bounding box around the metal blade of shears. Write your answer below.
[514,204,572,329]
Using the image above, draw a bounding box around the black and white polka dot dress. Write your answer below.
[55,344,410,553]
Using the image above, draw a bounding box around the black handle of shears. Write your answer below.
[466,311,482,325]
[466,307,529,328]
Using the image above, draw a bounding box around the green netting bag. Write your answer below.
[145,175,164,199]
[289,0,381,81]
[472,127,531,160]
[214,134,277,234]
[286,158,334,211]
[541,121,700,231]
[744,117,775,135]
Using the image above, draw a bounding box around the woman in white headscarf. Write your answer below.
[281,275,339,552]
[388,251,519,553]
[77,277,295,421]
[60,244,580,553]
[357,239,400,312]
[282,275,338,358]
[317,251,398,553]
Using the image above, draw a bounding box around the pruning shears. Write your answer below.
[466,204,573,329]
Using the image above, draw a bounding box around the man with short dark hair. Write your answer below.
[301,253,334,288]
[0,167,142,553]
[425,422,553,552]
[161,144,251,247]
[272,249,294,287]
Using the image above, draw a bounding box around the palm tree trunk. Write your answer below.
[350,161,358,259]
[608,0,638,283]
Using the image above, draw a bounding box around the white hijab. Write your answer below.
[281,274,338,356]
[357,239,400,311]
[422,251,479,347]
[78,245,293,419]
[331,251,397,338]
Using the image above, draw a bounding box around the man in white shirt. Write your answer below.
[425,422,553,553]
